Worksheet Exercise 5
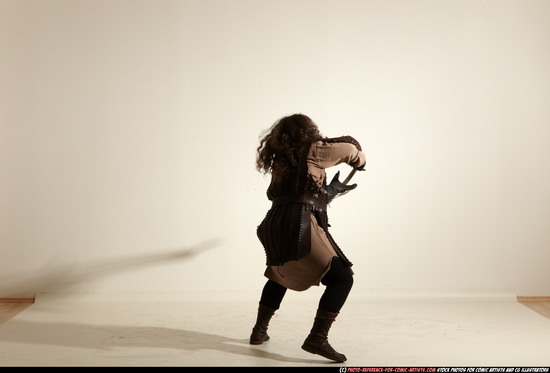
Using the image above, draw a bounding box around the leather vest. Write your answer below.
[257,138,357,267]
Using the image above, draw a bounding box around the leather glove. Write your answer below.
[326,171,357,200]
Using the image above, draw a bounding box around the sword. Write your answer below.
[341,168,357,186]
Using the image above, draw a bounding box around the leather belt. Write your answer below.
[271,195,327,212]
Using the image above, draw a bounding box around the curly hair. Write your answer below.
[256,114,322,183]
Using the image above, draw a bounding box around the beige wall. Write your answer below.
[1,0,549,298]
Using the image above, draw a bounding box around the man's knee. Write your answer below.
[322,257,354,289]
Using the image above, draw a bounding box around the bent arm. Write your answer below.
[307,140,366,189]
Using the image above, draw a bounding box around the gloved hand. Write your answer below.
[326,171,357,200]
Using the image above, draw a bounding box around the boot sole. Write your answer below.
[249,335,270,345]
[301,343,346,362]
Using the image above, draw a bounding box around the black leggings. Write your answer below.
[259,257,354,313]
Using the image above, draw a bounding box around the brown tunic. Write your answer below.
[259,139,366,291]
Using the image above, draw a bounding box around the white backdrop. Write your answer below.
[1,0,549,298]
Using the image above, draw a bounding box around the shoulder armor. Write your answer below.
[323,136,362,151]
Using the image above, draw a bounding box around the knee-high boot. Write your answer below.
[249,304,276,345]
[301,309,347,362]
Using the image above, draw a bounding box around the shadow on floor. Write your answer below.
[0,319,332,364]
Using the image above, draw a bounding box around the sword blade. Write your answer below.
[341,168,357,185]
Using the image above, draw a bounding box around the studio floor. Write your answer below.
[1,289,549,367]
